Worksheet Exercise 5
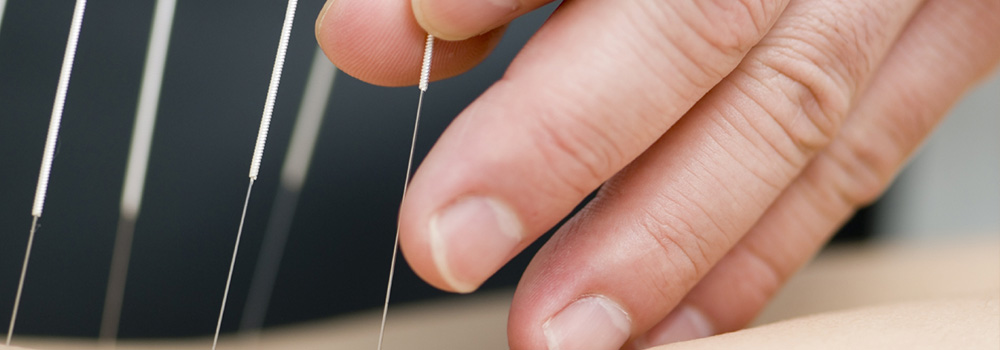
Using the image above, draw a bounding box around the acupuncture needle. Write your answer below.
[239,47,338,335]
[5,0,88,346]
[99,0,178,345]
[212,0,298,349]
[377,33,435,350]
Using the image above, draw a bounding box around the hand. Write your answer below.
[315,0,1000,349]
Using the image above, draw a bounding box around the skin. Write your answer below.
[0,298,994,349]
[316,0,1000,349]
[652,298,1000,350]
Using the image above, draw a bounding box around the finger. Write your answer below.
[632,0,1000,346]
[399,0,790,293]
[314,0,506,86]
[412,0,553,41]
[505,0,931,348]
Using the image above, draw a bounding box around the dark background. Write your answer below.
[0,0,873,339]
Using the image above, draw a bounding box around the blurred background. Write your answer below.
[0,0,996,341]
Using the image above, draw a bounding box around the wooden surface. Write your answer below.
[6,236,998,350]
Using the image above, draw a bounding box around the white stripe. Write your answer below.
[120,0,177,219]
[0,0,8,40]
[279,48,337,191]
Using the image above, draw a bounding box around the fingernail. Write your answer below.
[543,296,632,350]
[634,305,714,348]
[316,0,334,33]
[429,196,522,293]
[413,0,520,41]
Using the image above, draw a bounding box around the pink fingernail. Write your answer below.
[543,296,632,350]
[635,305,714,348]
[429,196,522,293]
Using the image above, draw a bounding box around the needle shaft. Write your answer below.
[6,217,38,346]
[212,1,297,347]
[212,180,255,350]
[378,33,434,350]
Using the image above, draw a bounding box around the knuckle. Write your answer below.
[633,207,704,301]
[727,244,784,306]
[750,46,849,157]
[692,0,784,56]
[772,2,889,87]
[620,0,783,92]
[824,133,892,208]
[631,192,732,281]
[736,2,898,160]
[526,105,626,199]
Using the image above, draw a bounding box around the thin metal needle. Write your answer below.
[378,33,435,350]
[213,179,255,350]
[6,217,37,346]
[212,1,297,348]
[239,47,338,335]
[6,0,87,345]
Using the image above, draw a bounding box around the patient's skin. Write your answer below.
[647,298,1000,350]
[0,298,995,350]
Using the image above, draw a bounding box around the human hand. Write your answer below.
[315,0,1000,349]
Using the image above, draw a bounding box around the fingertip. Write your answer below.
[633,305,715,348]
[401,194,526,294]
[314,0,416,86]
[410,0,446,40]
[412,0,521,41]
[541,295,632,350]
[315,0,506,87]
[315,0,333,37]
[398,190,476,294]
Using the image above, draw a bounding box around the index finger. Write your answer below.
[315,0,506,86]
[398,0,789,295]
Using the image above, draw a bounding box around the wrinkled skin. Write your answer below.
[316,0,1000,348]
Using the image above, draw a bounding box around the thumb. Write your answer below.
[412,0,555,41]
